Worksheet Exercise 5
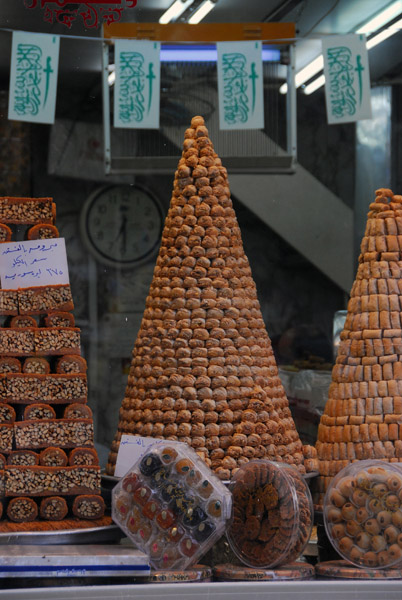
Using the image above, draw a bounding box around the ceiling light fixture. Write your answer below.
[188,0,217,24]
[280,0,402,95]
[159,0,194,24]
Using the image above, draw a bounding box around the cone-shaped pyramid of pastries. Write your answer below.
[314,188,402,506]
[106,116,314,480]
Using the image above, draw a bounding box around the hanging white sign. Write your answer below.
[217,41,264,130]
[114,39,161,129]
[322,34,372,124]
[8,31,59,125]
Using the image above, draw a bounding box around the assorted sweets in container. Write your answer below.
[112,440,232,570]
[226,460,313,568]
[324,460,402,569]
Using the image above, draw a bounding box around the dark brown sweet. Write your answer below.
[0,197,54,225]
[39,496,68,521]
[0,223,12,243]
[27,223,59,240]
[56,355,87,374]
[7,497,38,522]
[72,495,105,520]
[39,447,68,467]
[68,447,99,466]
[0,357,21,374]
[22,357,50,374]
[44,312,75,328]
[7,451,39,466]
[23,404,56,421]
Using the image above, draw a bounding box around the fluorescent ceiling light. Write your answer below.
[366,16,402,48]
[280,1,402,95]
[159,45,280,62]
[356,0,402,34]
[188,0,216,24]
[303,74,326,95]
[159,0,194,24]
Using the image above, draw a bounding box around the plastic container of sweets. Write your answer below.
[112,440,232,571]
[324,460,402,569]
[226,460,313,568]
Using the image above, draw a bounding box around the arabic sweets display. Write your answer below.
[106,115,318,479]
[315,188,402,507]
[324,460,402,569]
[112,440,232,570]
[226,460,313,568]
[0,196,106,529]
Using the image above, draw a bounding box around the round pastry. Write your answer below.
[127,506,142,534]
[198,479,214,499]
[207,499,222,518]
[168,524,185,542]
[122,473,141,494]
[193,520,216,542]
[140,453,163,476]
[134,485,152,506]
[175,458,194,475]
[142,500,160,520]
[160,446,178,464]
[180,538,199,557]
[156,509,176,530]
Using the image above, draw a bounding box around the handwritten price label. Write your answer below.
[115,435,186,477]
[0,238,70,289]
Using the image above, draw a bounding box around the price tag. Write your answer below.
[115,435,186,477]
[0,238,70,289]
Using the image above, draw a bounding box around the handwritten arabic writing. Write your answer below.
[221,53,251,125]
[326,46,357,119]
[0,239,69,289]
[24,0,137,29]
[13,44,43,116]
[118,51,146,123]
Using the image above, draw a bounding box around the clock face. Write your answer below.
[80,185,163,268]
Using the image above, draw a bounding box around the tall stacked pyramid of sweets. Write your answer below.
[106,116,318,479]
[0,197,105,527]
[315,188,402,506]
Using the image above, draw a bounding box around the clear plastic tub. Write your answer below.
[112,440,232,571]
[226,460,313,568]
[324,460,402,569]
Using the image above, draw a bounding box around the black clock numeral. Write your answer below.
[98,204,107,214]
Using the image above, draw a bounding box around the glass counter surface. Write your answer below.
[1,579,402,600]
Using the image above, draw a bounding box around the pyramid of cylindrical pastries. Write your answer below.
[0,197,104,525]
[106,116,317,480]
[314,188,402,506]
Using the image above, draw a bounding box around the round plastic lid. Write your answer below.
[324,459,402,569]
[227,460,313,568]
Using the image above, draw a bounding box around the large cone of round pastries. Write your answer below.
[106,116,317,479]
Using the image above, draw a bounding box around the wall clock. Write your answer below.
[80,184,164,268]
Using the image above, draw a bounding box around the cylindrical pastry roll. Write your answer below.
[72,494,105,520]
[56,355,87,374]
[0,357,21,373]
[7,450,39,466]
[45,312,75,328]
[63,403,93,419]
[22,357,51,374]
[7,497,38,522]
[23,404,56,420]
[39,496,68,521]
[0,223,12,243]
[39,446,68,467]
[0,404,16,424]
[9,315,37,328]
[68,447,99,466]
[27,223,59,239]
